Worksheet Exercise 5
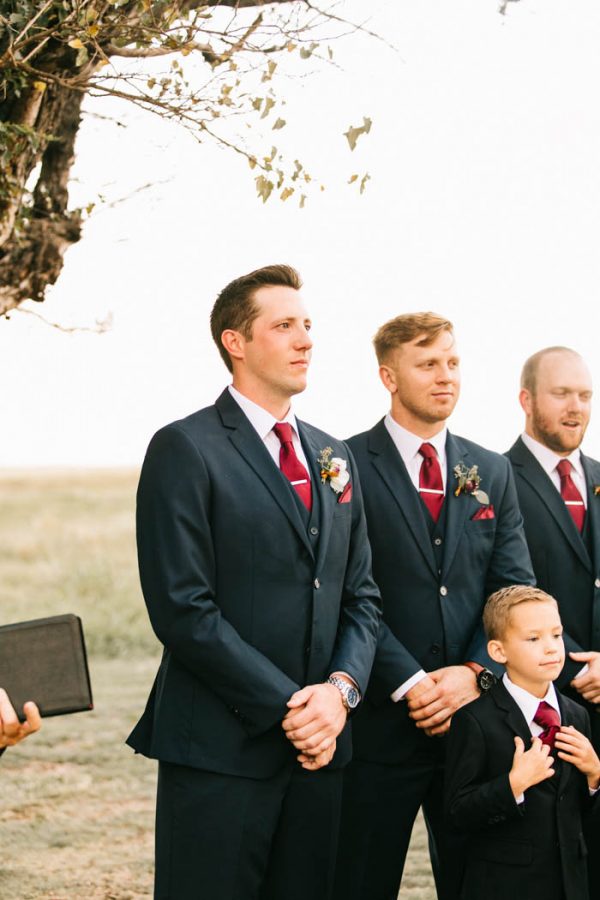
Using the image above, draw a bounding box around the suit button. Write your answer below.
[430,643,441,654]
[314,578,321,589]
[595,578,600,589]
[305,646,311,655]
[434,537,442,546]
[310,526,319,536]
[440,586,448,597]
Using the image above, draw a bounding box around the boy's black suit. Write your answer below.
[445,681,597,900]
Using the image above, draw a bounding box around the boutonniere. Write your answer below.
[453,462,490,505]
[318,446,350,494]
[594,485,600,497]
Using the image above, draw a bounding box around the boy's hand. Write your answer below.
[555,725,600,790]
[509,735,555,798]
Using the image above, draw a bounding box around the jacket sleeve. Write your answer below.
[328,445,383,696]
[445,705,523,832]
[136,424,300,738]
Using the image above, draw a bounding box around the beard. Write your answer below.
[530,401,587,454]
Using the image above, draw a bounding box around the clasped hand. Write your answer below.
[282,682,347,771]
[0,689,41,748]
[406,666,479,736]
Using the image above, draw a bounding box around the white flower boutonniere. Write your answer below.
[318,447,350,494]
[453,462,490,505]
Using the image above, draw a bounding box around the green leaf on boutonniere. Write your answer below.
[474,489,490,505]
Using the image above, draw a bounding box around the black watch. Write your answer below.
[476,668,496,692]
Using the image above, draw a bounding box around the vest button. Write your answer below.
[310,526,319,536]
[434,537,442,546]
[314,578,321,589]
[440,586,448,597]
[595,578,600,589]
[430,643,441,654]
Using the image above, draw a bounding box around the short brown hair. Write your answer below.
[210,264,303,372]
[483,585,558,640]
[520,346,581,394]
[373,312,453,365]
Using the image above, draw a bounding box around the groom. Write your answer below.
[127,264,381,900]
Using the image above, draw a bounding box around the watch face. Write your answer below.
[346,687,360,709]
[478,669,496,692]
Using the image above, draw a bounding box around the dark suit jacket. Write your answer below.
[507,438,600,693]
[127,389,381,778]
[445,681,597,900]
[347,422,534,764]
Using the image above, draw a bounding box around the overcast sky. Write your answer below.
[2,0,599,467]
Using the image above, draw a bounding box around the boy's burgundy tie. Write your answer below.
[273,423,312,511]
[556,459,585,533]
[533,701,561,750]
[418,442,444,523]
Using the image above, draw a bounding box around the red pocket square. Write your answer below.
[338,482,352,504]
[471,504,495,521]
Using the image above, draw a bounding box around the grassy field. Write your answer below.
[0,470,436,899]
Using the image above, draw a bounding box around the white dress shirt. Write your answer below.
[228,385,310,474]
[521,432,588,507]
[383,415,448,702]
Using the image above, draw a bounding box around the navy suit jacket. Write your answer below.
[507,437,600,742]
[445,681,597,900]
[346,422,534,764]
[127,390,381,778]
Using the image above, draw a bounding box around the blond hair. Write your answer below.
[483,585,558,640]
[373,312,453,365]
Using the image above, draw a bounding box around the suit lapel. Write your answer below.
[557,693,575,795]
[510,438,591,572]
[491,681,532,743]
[368,421,437,576]
[299,423,338,572]
[582,453,600,571]
[216,390,314,558]
[440,433,475,578]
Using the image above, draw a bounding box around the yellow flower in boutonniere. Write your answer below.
[318,447,350,495]
[453,462,490,505]
[594,485,600,497]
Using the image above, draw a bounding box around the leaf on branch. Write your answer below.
[75,46,89,67]
[280,188,294,201]
[255,175,273,204]
[272,118,286,131]
[262,61,277,82]
[68,38,85,49]
[300,42,319,60]
[260,97,275,119]
[360,173,371,194]
[348,174,358,184]
[32,81,47,94]
[344,117,372,151]
[300,194,307,208]
[248,156,257,170]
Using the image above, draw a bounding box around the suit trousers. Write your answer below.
[155,758,343,900]
[333,741,465,900]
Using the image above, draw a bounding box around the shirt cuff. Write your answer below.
[576,664,589,678]
[391,670,428,702]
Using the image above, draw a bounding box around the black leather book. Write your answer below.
[0,614,93,719]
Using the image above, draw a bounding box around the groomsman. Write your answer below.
[333,313,534,900]
[127,264,381,900]
[506,346,600,892]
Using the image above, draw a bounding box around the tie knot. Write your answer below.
[533,700,560,731]
[273,422,293,445]
[556,458,573,479]
[419,442,437,462]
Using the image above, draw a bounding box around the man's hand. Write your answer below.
[570,651,600,704]
[509,735,554,798]
[297,739,337,771]
[555,725,600,790]
[0,689,41,749]
[282,683,347,758]
[407,666,479,736]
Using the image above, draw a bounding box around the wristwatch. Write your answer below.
[464,661,497,693]
[327,675,360,710]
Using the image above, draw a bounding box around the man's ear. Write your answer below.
[221,329,245,364]
[519,388,533,417]
[488,639,507,666]
[379,365,397,395]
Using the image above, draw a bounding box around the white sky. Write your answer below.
[1,0,599,466]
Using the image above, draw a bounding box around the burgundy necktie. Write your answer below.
[418,443,444,523]
[533,701,561,750]
[556,459,585,533]
[273,423,312,511]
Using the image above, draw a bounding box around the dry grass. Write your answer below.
[0,470,435,899]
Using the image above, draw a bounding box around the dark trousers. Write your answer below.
[333,744,465,900]
[155,759,343,900]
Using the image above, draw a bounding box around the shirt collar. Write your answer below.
[502,672,561,724]
[228,385,298,441]
[521,431,584,480]
[384,413,447,466]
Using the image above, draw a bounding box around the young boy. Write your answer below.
[445,585,600,900]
